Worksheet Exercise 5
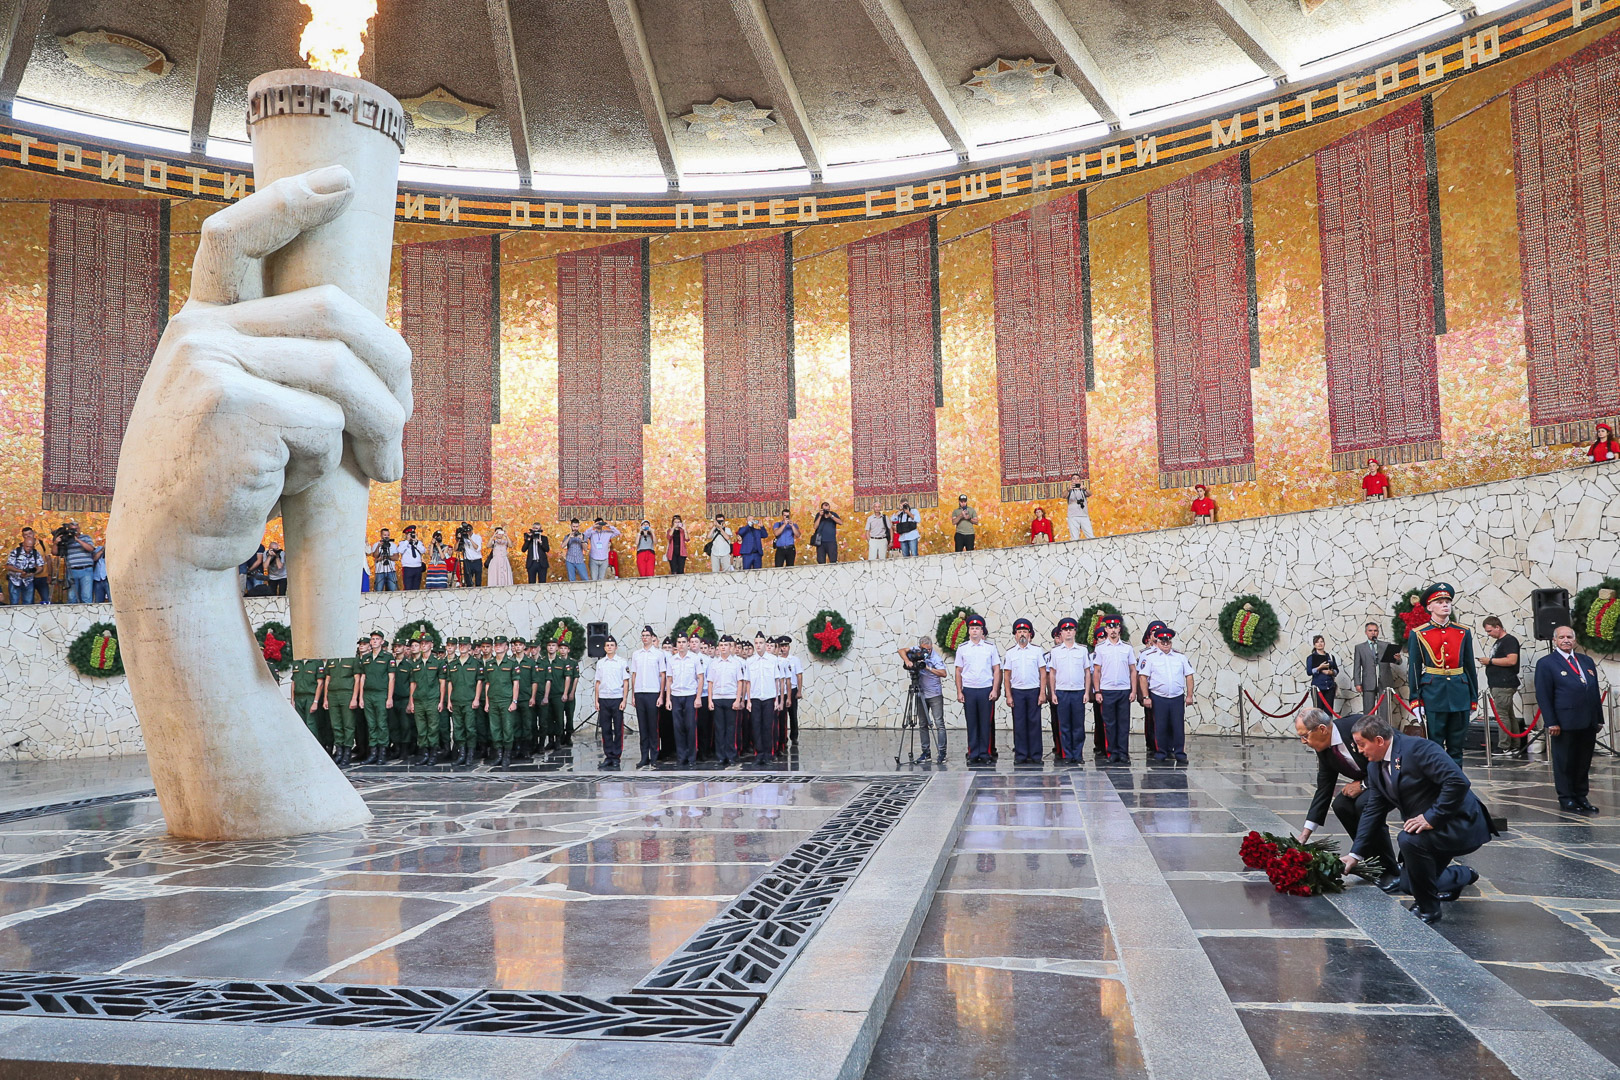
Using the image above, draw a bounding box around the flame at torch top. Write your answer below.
[299,0,377,78]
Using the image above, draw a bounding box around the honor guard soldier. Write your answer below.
[393,639,421,759]
[1406,583,1478,764]
[289,655,327,749]
[406,637,448,765]
[473,638,495,761]
[1002,618,1047,765]
[443,638,484,768]
[954,616,1001,765]
[356,631,396,765]
[484,636,521,768]
[322,643,363,766]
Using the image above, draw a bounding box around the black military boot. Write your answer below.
[454,745,470,768]
[438,744,456,764]
[367,746,385,766]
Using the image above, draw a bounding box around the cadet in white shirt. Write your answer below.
[593,637,631,769]
[780,638,805,749]
[1092,616,1137,765]
[706,637,744,766]
[743,634,784,765]
[1046,616,1092,767]
[664,634,705,768]
[1001,618,1048,765]
[630,626,669,769]
[1138,624,1196,763]
[694,639,716,762]
[954,615,1001,765]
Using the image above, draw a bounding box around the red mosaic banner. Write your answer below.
[1147,154,1257,490]
[847,218,940,511]
[1318,99,1444,472]
[400,235,497,521]
[42,199,167,513]
[703,232,793,518]
[557,238,648,520]
[992,191,1091,502]
[1512,30,1620,447]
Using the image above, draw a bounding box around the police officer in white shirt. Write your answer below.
[1092,615,1137,765]
[663,634,705,768]
[706,637,744,766]
[742,633,784,765]
[630,626,669,769]
[954,615,1001,765]
[1047,617,1092,766]
[593,636,631,770]
[1139,623,1195,763]
[779,638,805,749]
[1002,618,1048,765]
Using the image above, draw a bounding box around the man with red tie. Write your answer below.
[1405,582,1478,764]
[1534,625,1604,814]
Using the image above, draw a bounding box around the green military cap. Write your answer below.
[355,637,369,647]
[494,635,509,644]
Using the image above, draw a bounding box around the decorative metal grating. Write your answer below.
[0,774,926,1043]
[0,789,156,825]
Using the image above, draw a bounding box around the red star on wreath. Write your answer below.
[812,617,845,653]
[1399,596,1430,635]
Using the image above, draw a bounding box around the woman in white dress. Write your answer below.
[486,526,514,587]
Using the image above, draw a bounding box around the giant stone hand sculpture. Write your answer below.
[108,71,410,840]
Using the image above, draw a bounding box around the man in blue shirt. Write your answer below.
[737,517,768,570]
[772,509,801,567]
[61,522,97,603]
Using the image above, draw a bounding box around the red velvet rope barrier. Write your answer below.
[1242,688,1313,718]
[1485,692,1538,738]
[1315,688,1341,719]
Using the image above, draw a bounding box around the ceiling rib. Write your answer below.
[1004,0,1124,127]
[855,0,971,162]
[485,0,534,186]
[726,0,825,181]
[604,0,680,187]
[189,0,230,154]
[0,0,49,116]
[1205,0,1291,81]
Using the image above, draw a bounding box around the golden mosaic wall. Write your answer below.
[0,26,1605,578]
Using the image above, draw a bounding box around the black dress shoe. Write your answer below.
[1560,798,1584,813]
[1579,799,1600,814]
[1376,872,1403,894]
[1411,904,1443,925]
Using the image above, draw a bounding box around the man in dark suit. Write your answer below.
[1295,709,1398,890]
[1345,714,1497,924]
[1534,625,1604,814]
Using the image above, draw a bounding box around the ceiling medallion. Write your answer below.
[962,57,1063,106]
[401,86,492,134]
[680,97,775,141]
[59,30,172,86]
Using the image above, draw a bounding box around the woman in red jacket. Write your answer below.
[1030,507,1055,545]
[1588,423,1620,463]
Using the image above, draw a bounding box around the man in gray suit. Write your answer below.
[1353,622,1394,721]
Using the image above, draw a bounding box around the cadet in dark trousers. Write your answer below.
[323,647,361,765]
[1406,582,1478,764]
[593,637,630,769]
[743,636,783,766]
[954,616,1001,765]
[1091,617,1135,764]
[1535,625,1605,814]
[1046,618,1091,766]
[290,656,327,749]
[1001,618,1047,765]
[707,637,743,766]
[630,627,668,768]
[558,642,579,747]
[1138,623,1195,764]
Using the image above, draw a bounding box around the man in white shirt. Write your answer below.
[706,637,744,766]
[1138,624,1195,763]
[1002,618,1048,766]
[779,637,805,749]
[865,508,889,561]
[694,638,715,762]
[1066,475,1094,540]
[743,633,784,765]
[1092,616,1136,765]
[1046,617,1092,767]
[585,518,620,581]
[954,615,1001,765]
[398,525,426,590]
[593,636,631,769]
[630,626,668,768]
[458,524,483,586]
[665,634,705,768]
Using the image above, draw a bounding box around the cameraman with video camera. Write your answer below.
[456,522,483,587]
[368,528,399,592]
[55,520,97,604]
[897,635,948,763]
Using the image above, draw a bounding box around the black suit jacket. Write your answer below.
[1354,732,1494,857]
[1533,651,1604,732]
[1308,712,1369,826]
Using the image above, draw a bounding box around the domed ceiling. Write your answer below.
[0,0,1482,191]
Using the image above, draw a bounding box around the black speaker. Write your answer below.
[586,621,609,658]
[1530,587,1571,642]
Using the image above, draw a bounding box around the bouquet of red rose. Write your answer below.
[1238,830,1386,897]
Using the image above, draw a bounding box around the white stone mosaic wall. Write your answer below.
[4,462,1618,759]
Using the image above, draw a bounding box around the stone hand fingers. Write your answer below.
[192,168,355,306]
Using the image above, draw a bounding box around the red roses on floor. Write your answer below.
[1237,830,1384,897]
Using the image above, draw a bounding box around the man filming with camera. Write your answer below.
[897,636,948,763]
[368,528,399,592]
[55,521,98,604]
[456,523,484,587]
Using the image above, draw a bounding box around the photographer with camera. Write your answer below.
[455,523,484,586]
[367,528,399,592]
[261,541,287,596]
[56,520,98,604]
[6,527,45,606]
[523,522,550,583]
[891,502,920,557]
[897,636,948,763]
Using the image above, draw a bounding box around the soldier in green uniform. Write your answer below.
[290,656,327,749]
[533,638,559,754]
[1406,582,1479,764]
[557,640,580,748]
[404,637,447,766]
[443,638,484,768]
[512,640,537,762]
[483,636,521,768]
[323,643,363,766]
[357,630,397,766]
[473,638,494,762]
[387,634,416,760]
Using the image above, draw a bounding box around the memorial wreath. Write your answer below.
[805,609,853,661]
[255,621,294,673]
[392,619,443,651]
[1573,577,1620,654]
[1218,595,1278,658]
[1078,602,1127,646]
[673,612,718,643]
[1391,588,1430,647]
[67,621,123,679]
[536,615,587,651]
[935,605,981,655]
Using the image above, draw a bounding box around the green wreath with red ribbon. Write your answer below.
[255,621,294,673]
[1078,602,1127,647]
[673,612,718,644]
[1392,589,1430,647]
[66,621,123,678]
[392,619,443,651]
[536,615,587,651]
[935,605,981,655]
[1217,595,1279,658]
[805,609,853,661]
[1573,577,1620,654]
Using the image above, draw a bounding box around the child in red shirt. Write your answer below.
[1362,459,1391,499]
[1191,485,1216,524]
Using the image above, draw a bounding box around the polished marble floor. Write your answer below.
[0,730,1616,1079]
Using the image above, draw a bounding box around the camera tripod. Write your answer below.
[894,676,934,768]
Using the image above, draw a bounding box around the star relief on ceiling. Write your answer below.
[962,57,1063,106]
[680,97,776,141]
[58,30,172,86]
[401,87,493,134]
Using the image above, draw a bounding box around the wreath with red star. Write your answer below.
[806,609,853,661]
[255,621,294,673]
[1391,589,1430,647]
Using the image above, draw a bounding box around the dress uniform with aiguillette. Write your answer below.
[1406,582,1478,764]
